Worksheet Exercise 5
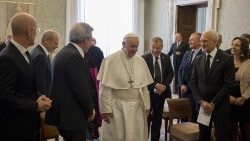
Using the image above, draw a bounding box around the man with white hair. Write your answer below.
[98,33,153,141]
[45,22,95,141]
[190,30,234,141]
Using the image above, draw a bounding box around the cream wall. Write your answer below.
[145,0,250,52]
[0,0,66,49]
[144,0,174,54]
[218,0,250,50]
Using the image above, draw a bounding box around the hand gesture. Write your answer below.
[88,109,96,122]
[155,83,166,95]
[102,113,112,124]
[37,95,52,112]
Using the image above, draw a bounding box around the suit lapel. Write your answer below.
[200,53,207,77]
[37,45,51,69]
[9,43,36,83]
[207,51,221,77]
[148,54,154,77]
[160,53,166,77]
[9,43,32,69]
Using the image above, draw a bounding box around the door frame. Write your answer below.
[172,0,220,40]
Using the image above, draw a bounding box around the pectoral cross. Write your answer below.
[128,77,134,88]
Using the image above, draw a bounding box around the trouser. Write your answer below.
[59,129,86,141]
[148,94,165,141]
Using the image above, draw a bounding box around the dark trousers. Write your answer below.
[229,121,250,141]
[148,94,165,141]
[173,70,179,93]
[0,130,40,141]
[199,114,229,141]
[59,129,86,141]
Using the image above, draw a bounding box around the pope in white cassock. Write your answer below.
[98,33,154,141]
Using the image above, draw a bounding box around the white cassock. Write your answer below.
[98,50,153,141]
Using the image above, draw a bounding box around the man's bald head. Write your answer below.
[11,13,36,36]
[41,30,59,52]
[10,13,37,47]
[201,30,218,53]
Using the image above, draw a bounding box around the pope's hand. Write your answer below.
[102,113,112,124]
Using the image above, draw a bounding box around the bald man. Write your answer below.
[0,13,52,141]
[190,30,234,141]
[31,30,59,96]
[98,33,153,141]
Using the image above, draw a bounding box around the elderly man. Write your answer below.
[45,22,95,141]
[178,32,203,122]
[0,13,52,141]
[98,33,153,141]
[31,30,59,96]
[142,37,174,141]
[190,30,235,141]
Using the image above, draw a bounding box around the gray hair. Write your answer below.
[41,30,59,43]
[202,30,218,41]
[191,32,202,40]
[69,22,93,44]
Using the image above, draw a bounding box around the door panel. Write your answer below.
[177,5,196,42]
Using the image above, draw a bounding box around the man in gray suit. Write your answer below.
[190,30,234,141]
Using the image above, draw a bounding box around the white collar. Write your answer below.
[11,39,28,55]
[71,42,85,58]
[206,47,217,58]
[39,43,49,56]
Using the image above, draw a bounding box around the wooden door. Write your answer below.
[177,5,196,42]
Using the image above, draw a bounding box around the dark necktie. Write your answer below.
[47,54,51,62]
[190,51,194,62]
[25,51,32,64]
[205,54,211,75]
[154,56,161,83]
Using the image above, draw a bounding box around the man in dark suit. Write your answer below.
[45,22,95,141]
[168,33,189,95]
[178,32,203,122]
[190,30,235,141]
[31,30,59,96]
[0,13,52,141]
[0,35,12,52]
[142,37,174,141]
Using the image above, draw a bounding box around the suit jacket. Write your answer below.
[178,49,203,90]
[167,41,189,70]
[142,53,174,99]
[45,43,94,131]
[31,45,51,96]
[236,59,250,99]
[0,42,40,140]
[190,49,235,116]
[0,42,6,52]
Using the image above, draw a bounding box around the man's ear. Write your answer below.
[27,28,31,38]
